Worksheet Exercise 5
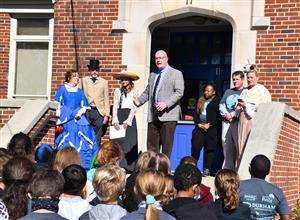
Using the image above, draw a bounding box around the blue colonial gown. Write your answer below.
[54,83,98,170]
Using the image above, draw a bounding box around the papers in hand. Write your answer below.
[109,125,126,139]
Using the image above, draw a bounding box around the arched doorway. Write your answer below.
[150,15,233,172]
[151,15,232,119]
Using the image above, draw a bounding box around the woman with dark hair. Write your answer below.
[111,71,140,172]
[54,69,98,170]
[191,82,221,176]
[212,169,250,219]
[1,156,35,220]
[7,132,33,158]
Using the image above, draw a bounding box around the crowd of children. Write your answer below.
[0,132,291,220]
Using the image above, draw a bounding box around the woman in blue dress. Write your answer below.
[54,69,98,170]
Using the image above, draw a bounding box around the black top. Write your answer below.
[211,198,251,220]
[174,202,218,220]
[162,197,197,217]
[193,96,222,146]
[194,96,221,128]
[123,171,139,212]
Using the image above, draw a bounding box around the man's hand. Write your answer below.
[103,116,109,124]
[133,96,140,106]
[225,112,233,122]
[114,122,120,130]
[156,102,167,111]
[123,123,128,129]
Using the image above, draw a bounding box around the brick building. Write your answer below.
[0,0,300,215]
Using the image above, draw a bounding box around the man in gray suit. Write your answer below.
[134,50,184,157]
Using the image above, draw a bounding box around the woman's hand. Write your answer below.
[123,123,128,129]
[203,123,210,131]
[114,122,120,130]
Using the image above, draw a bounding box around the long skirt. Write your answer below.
[113,108,138,172]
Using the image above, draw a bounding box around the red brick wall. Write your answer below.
[0,106,56,148]
[256,0,300,111]
[28,109,56,149]
[270,114,300,214]
[0,107,19,129]
[52,0,124,99]
[52,0,124,140]
[0,13,10,99]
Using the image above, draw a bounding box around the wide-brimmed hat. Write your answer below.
[87,59,100,69]
[113,71,140,81]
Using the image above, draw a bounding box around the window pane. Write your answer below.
[224,33,232,64]
[172,36,182,64]
[211,34,221,64]
[17,19,49,35]
[199,36,208,64]
[14,42,48,96]
[185,36,195,64]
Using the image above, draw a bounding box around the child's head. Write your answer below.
[134,169,166,220]
[174,163,202,192]
[35,144,54,168]
[95,141,123,167]
[135,151,156,173]
[7,132,33,157]
[28,169,64,200]
[53,147,82,172]
[35,144,53,162]
[134,169,165,202]
[62,164,87,197]
[93,164,126,203]
[148,153,171,175]
[179,156,197,167]
[215,169,240,210]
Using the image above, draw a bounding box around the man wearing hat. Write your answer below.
[134,50,184,158]
[80,59,110,145]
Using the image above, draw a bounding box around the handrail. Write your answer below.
[31,114,58,142]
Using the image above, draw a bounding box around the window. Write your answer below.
[8,14,53,99]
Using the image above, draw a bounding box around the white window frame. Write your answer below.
[8,14,54,100]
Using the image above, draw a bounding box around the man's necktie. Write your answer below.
[152,71,162,107]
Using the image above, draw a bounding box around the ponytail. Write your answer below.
[215,169,240,210]
[146,204,159,220]
[145,194,159,220]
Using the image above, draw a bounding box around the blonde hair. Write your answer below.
[53,147,82,172]
[93,164,126,203]
[96,141,122,166]
[215,169,240,210]
[160,174,176,205]
[135,151,156,173]
[134,169,166,220]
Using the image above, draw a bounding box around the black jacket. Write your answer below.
[211,198,251,220]
[193,96,222,147]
